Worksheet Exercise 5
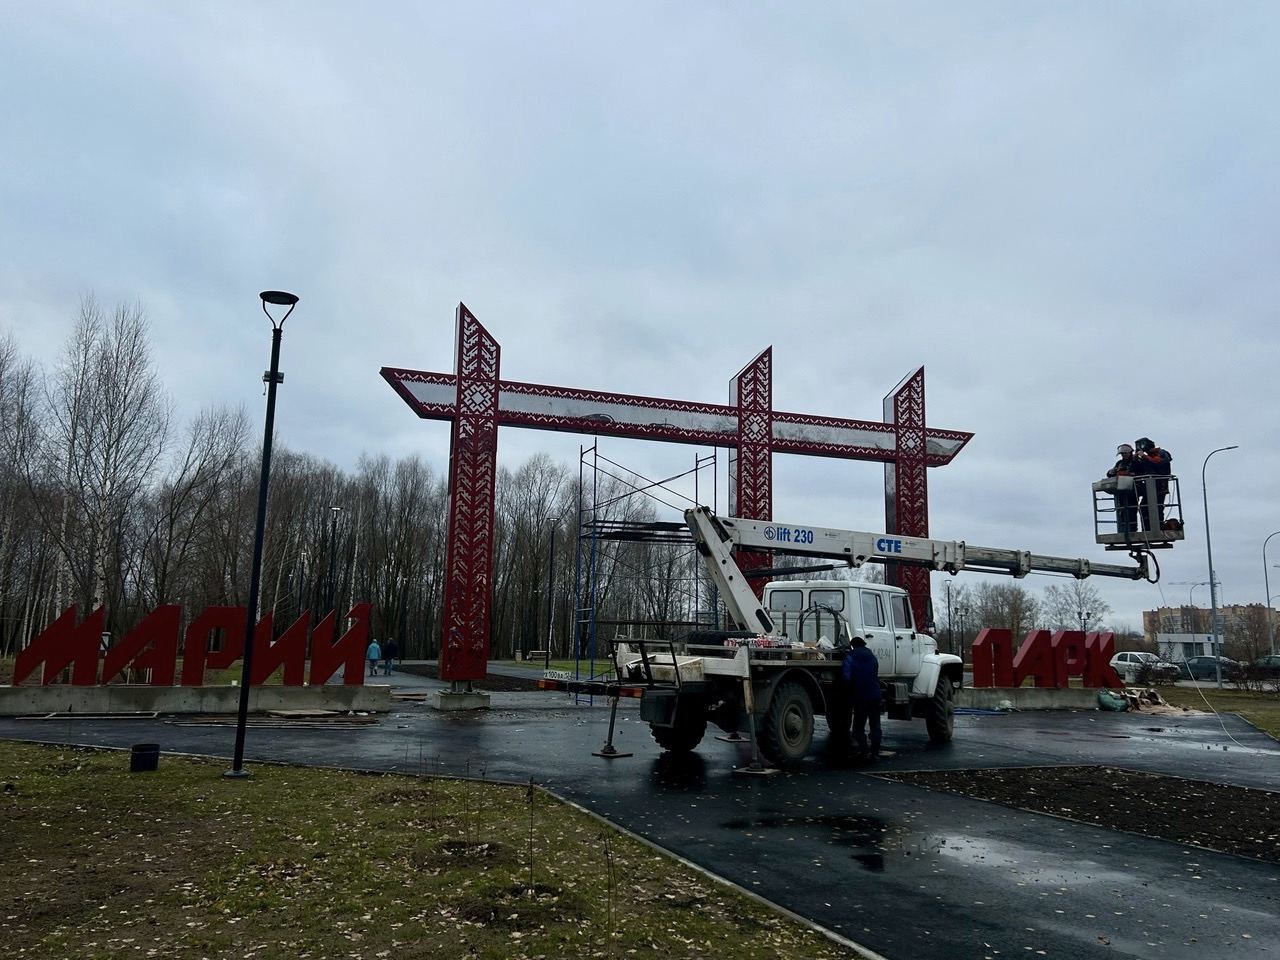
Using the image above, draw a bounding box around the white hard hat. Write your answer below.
[1117,443,1133,454]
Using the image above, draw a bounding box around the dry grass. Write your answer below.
[0,741,854,960]
[1158,686,1280,739]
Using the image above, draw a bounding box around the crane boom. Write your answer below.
[685,506,1151,636]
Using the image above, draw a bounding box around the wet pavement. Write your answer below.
[2,686,1277,960]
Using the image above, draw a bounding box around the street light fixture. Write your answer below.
[226,290,297,779]
[1263,532,1280,656]
[1202,445,1238,689]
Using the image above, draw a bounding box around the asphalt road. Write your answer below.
[2,686,1277,960]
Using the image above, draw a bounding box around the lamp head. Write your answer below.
[259,290,299,328]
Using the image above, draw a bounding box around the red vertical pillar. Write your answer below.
[730,348,773,596]
[884,367,932,631]
[439,304,500,682]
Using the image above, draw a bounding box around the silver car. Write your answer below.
[1110,651,1181,683]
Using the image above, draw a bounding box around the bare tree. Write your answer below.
[1041,581,1111,632]
[972,582,1041,639]
[138,405,248,606]
[0,332,43,654]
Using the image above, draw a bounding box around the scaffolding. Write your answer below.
[570,443,719,700]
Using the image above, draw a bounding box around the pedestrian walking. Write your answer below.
[383,638,399,675]
[366,638,382,677]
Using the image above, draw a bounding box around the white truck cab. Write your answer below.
[762,579,933,681]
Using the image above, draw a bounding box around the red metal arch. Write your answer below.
[384,304,971,681]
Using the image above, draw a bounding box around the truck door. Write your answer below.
[857,588,896,675]
[889,592,921,678]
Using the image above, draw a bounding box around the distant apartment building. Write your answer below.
[1142,603,1276,653]
[1143,605,1213,639]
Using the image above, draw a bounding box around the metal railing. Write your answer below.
[1092,474,1185,550]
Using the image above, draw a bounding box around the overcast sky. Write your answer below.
[3,2,1277,632]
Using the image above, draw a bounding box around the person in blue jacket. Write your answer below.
[366,638,382,677]
[842,636,882,759]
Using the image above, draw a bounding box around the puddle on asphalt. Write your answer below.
[720,813,941,871]
[719,814,1171,880]
[1129,735,1279,757]
[651,753,708,790]
[934,834,1132,885]
[1033,727,1278,757]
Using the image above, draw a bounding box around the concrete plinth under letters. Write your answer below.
[0,684,392,716]
[957,687,1101,710]
[430,689,491,711]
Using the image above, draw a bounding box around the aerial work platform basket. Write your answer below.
[1092,474,1185,550]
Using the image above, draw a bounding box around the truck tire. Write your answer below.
[650,715,707,753]
[925,677,955,745]
[761,682,814,765]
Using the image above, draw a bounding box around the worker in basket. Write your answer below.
[1106,443,1140,535]
[1133,437,1173,531]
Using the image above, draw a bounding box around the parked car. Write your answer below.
[1250,655,1280,679]
[1181,656,1242,681]
[1109,651,1181,684]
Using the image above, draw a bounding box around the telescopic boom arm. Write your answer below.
[684,506,1151,635]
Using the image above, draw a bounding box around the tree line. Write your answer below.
[9,297,1230,670]
[0,299,733,663]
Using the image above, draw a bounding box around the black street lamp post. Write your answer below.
[226,290,297,779]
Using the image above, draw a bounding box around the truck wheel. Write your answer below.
[761,682,814,765]
[650,716,707,753]
[925,677,955,745]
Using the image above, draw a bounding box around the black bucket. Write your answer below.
[130,743,160,773]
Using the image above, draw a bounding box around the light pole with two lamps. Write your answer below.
[1202,445,1238,689]
[226,290,297,779]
